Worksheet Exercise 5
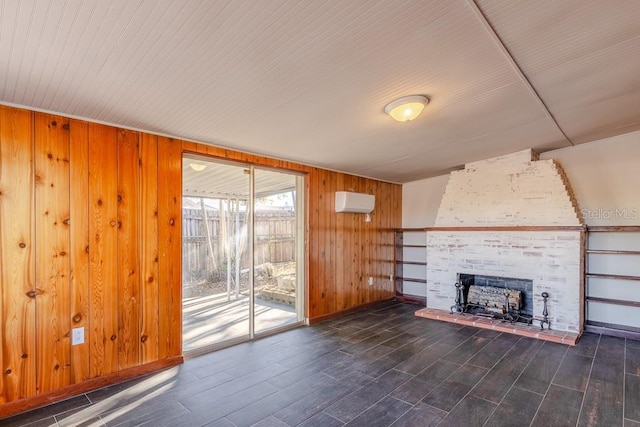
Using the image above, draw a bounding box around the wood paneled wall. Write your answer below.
[0,107,183,415]
[0,106,35,404]
[306,167,401,320]
[0,105,401,416]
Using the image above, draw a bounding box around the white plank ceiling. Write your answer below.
[1,0,639,183]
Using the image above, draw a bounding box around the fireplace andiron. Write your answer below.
[539,292,550,330]
[450,282,465,314]
[502,290,514,322]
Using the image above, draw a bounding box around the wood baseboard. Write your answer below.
[395,295,426,305]
[0,356,184,419]
[585,323,640,340]
[308,298,396,324]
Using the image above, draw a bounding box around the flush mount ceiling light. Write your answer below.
[189,163,207,172]
[384,95,429,122]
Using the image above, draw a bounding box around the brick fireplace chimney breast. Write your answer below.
[426,149,585,333]
[435,149,584,227]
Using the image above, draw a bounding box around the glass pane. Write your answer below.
[253,168,301,334]
[182,158,250,352]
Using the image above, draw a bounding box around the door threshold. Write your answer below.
[183,321,306,359]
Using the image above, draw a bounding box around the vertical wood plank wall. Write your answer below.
[88,123,119,378]
[307,171,400,318]
[139,134,160,364]
[34,114,71,394]
[0,107,36,403]
[116,129,141,370]
[157,137,183,359]
[0,105,401,415]
[69,119,90,384]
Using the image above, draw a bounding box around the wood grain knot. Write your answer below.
[110,335,117,341]
[19,242,26,248]
[85,245,90,254]
[21,354,27,359]
[51,121,57,127]
[62,124,70,130]
[63,218,70,225]
[117,194,123,202]
[54,364,60,370]
[97,199,103,206]
[148,276,154,283]
[73,314,82,323]
[141,335,148,343]
[28,288,44,298]
[117,221,122,229]
[59,251,67,256]
[47,153,53,159]
[5,369,11,375]
[110,221,117,227]
[169,218,175,226]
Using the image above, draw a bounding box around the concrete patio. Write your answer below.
[182,292,299,353]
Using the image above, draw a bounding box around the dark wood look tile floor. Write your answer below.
[3,301,640,427]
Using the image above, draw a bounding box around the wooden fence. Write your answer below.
[182,207,295,283]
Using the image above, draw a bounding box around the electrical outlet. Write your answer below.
[72,327,84,345]
[368,276,373,286]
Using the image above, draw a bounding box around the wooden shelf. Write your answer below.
[586,296,640,308]
[586,249,640,256]
[586,273,640,282]
[587,226,640,232]
[395,277,427,284]
[426,226,585,232]
[394,229,428,304]
[395,260,427,266]
[584,227,640,338]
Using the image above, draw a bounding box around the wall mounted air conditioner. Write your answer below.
[335,191,375,214]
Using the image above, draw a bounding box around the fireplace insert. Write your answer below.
[450,274,534,325]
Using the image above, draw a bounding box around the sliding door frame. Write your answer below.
[182,153,306,356]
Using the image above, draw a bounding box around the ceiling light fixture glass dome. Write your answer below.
[384,95,429,122]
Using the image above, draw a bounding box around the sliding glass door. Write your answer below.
[182,159,251,352]
[253,168,303,335]
[182,155,304,354]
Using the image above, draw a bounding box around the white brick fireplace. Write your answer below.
[426,150,585,333]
